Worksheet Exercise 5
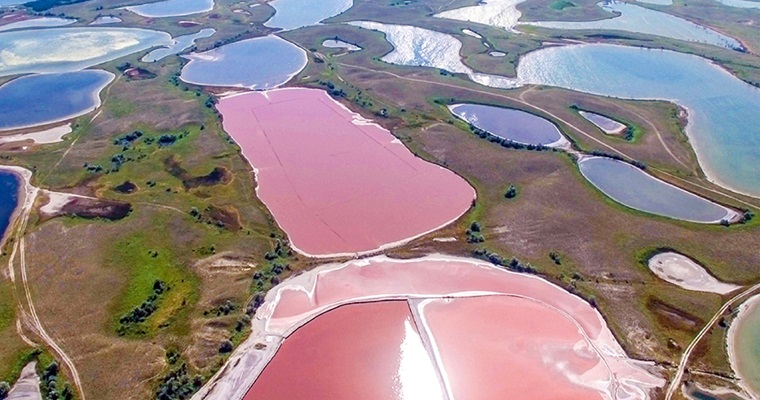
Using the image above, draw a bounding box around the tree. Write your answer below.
[0,382,10,399]
[504,184,517,199]
[469,221,481,232]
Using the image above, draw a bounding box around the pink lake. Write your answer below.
[236,256,664,400]
[217,88,475,257]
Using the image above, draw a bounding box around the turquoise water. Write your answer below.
[516,44,760,197]
[0,27,172,77]
[524,2,742,50]
[579,157,732,223]
[450,104,564,146]
[0,71,113,131]
[142,28,215,62]
[180,35,306,89]
[0,171,19,244]
[265,0,352,30]
[733,297,760,396]
[124,0,214,17]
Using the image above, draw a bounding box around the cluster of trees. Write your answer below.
[40,362,74,400]
[470,124,552,152]
[466,221,484,243]
[204,300,236,317]
[155,361,202,400]
[589,150,646,170]
[113,130,144,149]
[117,280,168,335]
[549,251,562,265]
[472,248,538,274]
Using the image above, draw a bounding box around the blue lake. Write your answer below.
[450,103,566,147]
[180,35,306,89]
[516,44,760,197]
[142,28,216,62]
[524,2,742,50]
[124,0,214,17]
[0,171,19,243]
[0,70,114,131]
[265,0,352,30]
[579,157,734,223]
[0,27,172,77]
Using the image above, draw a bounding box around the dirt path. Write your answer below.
[335,62,760,209]
[665,283,760,400]
[3,170,86,399]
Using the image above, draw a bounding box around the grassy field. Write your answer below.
[0,0,758,398]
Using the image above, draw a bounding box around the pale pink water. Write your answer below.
[420,296,606,400]
[244,301,442,400]
[270,257,604,340]
[217,89,475,256]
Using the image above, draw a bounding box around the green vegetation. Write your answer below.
[40,361,74,400]
[550,0,576,10]
[465,221,484,243]
[117,280,169,336]
[155,352,202,400]
[504,184,517,199]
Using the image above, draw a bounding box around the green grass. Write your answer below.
[550,0,577,10]
[106,228,199,337]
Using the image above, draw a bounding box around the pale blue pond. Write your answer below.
[636,0,673,5]
[0,171,19,243]
[523,2,743,50]
[91,16,123,25]
[0,70,114,131]
[714,0,760,8]
[0,17,75,32]
[322,39,361,51]
[142,28,215,62]
[180,35,306,89]
[516,44,760,198]
[124,0,214,17]
[0,27,172,77]
[579,157,734,223]
[450,103,567,147]
[265,0,352,30]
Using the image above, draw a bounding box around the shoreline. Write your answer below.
[192,254,664,400]
[727,294,760,400]
[0,165,35,252]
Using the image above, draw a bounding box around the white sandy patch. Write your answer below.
[432,237,457,242]
[7,362,41,400]
[649,252,741,294]
[435,0,526,32]
[38,190,96,215]
[461,28,482,39]
[0,124,72,145]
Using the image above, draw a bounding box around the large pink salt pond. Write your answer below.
[235,256,664,400]
[217,88,475,257]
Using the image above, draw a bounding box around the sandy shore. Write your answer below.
[649,252,741,295]
[727,294,760,400]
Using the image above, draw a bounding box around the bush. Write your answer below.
[504,184,517,199]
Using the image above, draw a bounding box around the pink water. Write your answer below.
[244,301,444,400]
[269,257,603,340]
[217,89,475,256]
[421,296,606,400]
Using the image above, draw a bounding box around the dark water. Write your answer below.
[0,70,113,130]
[0,171,20,242]
[450,103,564,146]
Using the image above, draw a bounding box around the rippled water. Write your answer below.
[523,2,742,50]
[142,28,215,62]
[435,0,526,32]
[516,44,760,197]
[0,27,172,77]
[124,0,214,17]
[180,35,306,89]
[578,157,734,223]
[731,296,760,396]
[349,21,517,89]
[0,71,114,131]
[0,171,19,243]
[265,0,352,30]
